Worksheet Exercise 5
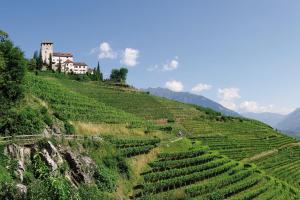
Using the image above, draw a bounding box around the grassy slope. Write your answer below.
[24,73,144,125]
[48,76,201,121]
[23,73,300,198]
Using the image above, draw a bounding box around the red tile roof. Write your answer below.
[73,62,87,66]
[64,59,73,63]
[53,52,73,57]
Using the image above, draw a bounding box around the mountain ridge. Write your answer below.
[276,108,300,137]
[145,87,240,117]
[242,112,286,127]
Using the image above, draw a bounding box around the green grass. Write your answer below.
[252,145,300,189]
[43,74,201,121]
[133,139,299,199]
[24,73,145,125]
[20,72,300,199]
[184,119,296,160]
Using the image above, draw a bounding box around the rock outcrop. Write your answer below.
[5,144,31,182]
[4,140,97,188]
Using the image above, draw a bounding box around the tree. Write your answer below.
[57,58,62,73]
[33,50,39,60]
[0,31,26,108]
[48,54,52,70]
[36,50,43,70]
[110,69,120,82]
[95,61,103,81]
[28,58,37,71]
[0,30,8,42]
[109,68,128,83]
[119,68,128,82]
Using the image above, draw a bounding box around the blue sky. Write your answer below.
[1,0,300,114]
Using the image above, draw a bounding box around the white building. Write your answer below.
[40,41,91,74]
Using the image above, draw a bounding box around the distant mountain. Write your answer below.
[242,112,286,127]
[145,87,240,117]
[276,108,300,137]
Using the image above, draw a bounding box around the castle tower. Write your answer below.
[40,41,53,64]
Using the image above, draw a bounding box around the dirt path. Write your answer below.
[170,137,183,143]
[242,142,300,162]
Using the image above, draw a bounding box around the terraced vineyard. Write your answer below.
[133,147,299,199]
[46,76,201,121]
[252,145,300,189]
[24,73,300,199]
[24,73,144,125]
[184,120,296,160]
[108,137,160,157]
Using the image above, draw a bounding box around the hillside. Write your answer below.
[2,72,300,199]
[276,108,300,137]
[145,87,240,117]
[242,112,286,127]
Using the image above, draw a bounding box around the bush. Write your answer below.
[0,181,25,200]
[64,122,75,135]
[159,126,173,132]
[78,184,107,200]
[0,107,44,136]
[43,114,54,127]
[94,165,117,192]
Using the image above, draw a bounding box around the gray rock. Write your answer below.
[45,141,63,165]
[5,144,26,182]
[63,150,92,185]
[16,183,27,195]
[41,149,58,171]
[52,125,61,134]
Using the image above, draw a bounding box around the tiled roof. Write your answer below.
[53,52,73,57]
[64,59,73,63]
[41,41,53,44]
[73,62,87,66]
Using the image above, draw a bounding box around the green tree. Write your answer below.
[109,68,128,83]
[28,58,37,71]
[119,68,128,82]
[48,53,52,70]
[0,30,8,42]
[95,61,103,81]
[57,59,62,73]
[36,50,43,70]
[0,30,26,109]
[33,50,39,60]
[110,69,120,82]
[0,30,26,136]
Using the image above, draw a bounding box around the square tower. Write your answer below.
[41,41,53,64]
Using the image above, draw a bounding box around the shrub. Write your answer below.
[78,184,107,200]
[64,122,75,135]
[94,165,117,192]
[43,114,54,127]
[0,107,44,136]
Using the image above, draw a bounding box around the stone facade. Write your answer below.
[40,41,91,74]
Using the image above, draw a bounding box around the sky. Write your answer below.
[1,0,300,114]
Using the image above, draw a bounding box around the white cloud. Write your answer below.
[165,80,184,92]
[220,100,238,110]
[147,65,159,72]
[218,88,240,101]
[121,48,139,67]
[163,59,179,71]
[218,87,241,110]
[239,101,293,114]
[98,42,117,59]
[148,57,179,72]
[191,83,212,94]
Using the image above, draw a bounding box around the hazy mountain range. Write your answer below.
[241,112,286,127]
[275,108,300,137]
[145,87,240,117]
[145,87,300,137]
